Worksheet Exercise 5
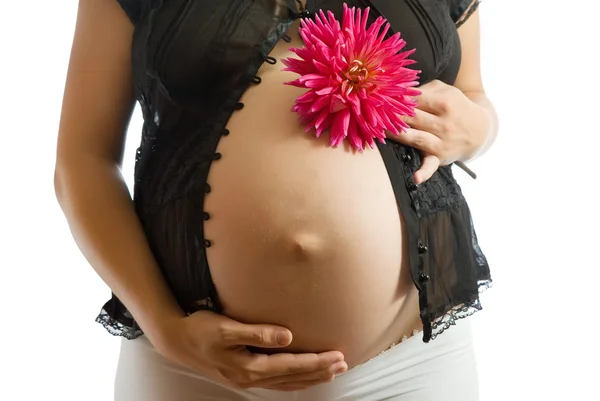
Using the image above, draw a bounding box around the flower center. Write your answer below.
[345,59,370,87]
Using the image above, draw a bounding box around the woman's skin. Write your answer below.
[54,0,496,392]
[392,9,499,181]
[204,14,420,369]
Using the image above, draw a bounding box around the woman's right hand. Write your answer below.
[147,310,348,391]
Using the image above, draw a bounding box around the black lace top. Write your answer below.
[98,0,491,343]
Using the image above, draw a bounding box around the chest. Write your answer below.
[132,0,460,104]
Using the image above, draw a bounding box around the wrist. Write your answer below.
[461,92,498,162]
[128,296,187,342]
[461,127,487,162]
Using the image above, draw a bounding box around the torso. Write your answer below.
[204,17,421,368]
[115,0,487,355]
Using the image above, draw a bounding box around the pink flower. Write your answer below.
[282,4,421,151]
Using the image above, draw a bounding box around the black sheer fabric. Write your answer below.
[97,0,490,343]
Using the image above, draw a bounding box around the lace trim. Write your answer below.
[96,277,491,343]
[455,0,481,29]
[430,279,492,340]
[95,296,218,340]
[95,308,143,340]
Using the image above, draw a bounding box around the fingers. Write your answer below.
[388,128,444,183]
[414,89,443,114]
[393,128,443,156]
[214,318,346,391]
[414,154,440,185]
[249,360,348,389]
[219,320,293,348]
[236,350,345,380]
[413,80,451,115]
[404,109,442,134]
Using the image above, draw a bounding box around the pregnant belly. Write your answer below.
[203,24,421,368]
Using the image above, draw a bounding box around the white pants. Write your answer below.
[115,319,479,401]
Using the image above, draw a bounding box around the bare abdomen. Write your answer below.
[203,22,420,368]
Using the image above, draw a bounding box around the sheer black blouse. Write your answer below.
[98,0,491,343]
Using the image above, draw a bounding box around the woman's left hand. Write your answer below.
[388,79,490,184]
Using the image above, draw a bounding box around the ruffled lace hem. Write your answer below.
[96,280,492,343]
[95,308,143,340]
[430,278,492,340]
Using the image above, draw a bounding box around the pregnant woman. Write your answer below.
[55,0,497,400]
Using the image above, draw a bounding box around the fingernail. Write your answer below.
[334,362,347,374]
[276,331,291,345]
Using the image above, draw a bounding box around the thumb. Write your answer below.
[220,320,293,348]
[414,154,440,184]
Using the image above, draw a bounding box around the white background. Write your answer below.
[1,0,599,400]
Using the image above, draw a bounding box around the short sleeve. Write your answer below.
[117,0,143,24]
[447,0,481,28]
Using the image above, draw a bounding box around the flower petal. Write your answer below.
[285,4,419,151]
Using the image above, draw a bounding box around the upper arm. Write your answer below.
[451,1,485,94]
[56,0,138,166]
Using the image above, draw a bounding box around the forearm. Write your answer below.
[463,91,499,161]
[54,156,185,337]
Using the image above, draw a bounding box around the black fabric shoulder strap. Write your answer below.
[447,0,481,27]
